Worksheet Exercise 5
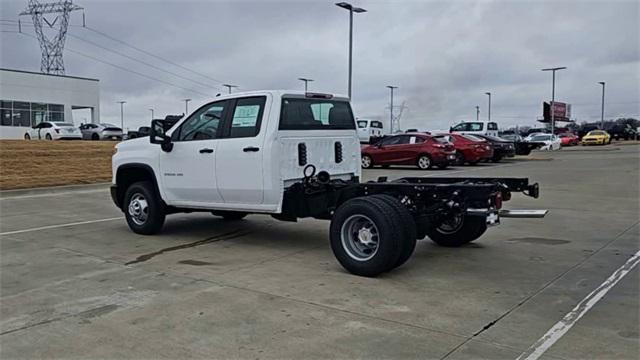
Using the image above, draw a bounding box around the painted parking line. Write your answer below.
[0,188,107,201]
[517,249,640,360]
[0,217,123,236]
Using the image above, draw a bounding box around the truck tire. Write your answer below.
[426,214,487,247]
[369,194,417,269]
[123,181,166,235]
[330,197,404,277]
[211,210,247,220]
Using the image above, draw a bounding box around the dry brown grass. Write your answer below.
[0,140,116,190]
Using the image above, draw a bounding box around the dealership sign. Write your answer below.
[543,101,572,122]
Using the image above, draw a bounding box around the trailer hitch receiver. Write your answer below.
[525,183,540,199]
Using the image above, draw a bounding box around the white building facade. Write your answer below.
[0,68,100,139]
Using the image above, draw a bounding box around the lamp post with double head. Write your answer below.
[335,2,366,99]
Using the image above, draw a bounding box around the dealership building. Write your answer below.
[0,68,100,139]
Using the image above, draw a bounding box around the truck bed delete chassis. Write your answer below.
[280,175,541,222]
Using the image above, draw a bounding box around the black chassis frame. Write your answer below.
[279,176,539,225]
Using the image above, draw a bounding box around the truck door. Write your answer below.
[215,96,268,205]
[159,100,229,205]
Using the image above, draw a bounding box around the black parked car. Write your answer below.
[607,124,637,140]
[473,134,516,162]
[500,134,545,155]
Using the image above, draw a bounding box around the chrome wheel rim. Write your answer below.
[361,156,372,168]
[437,214,464,234]
[418,156,431,169]
[128,193,149,226]
[341,214,379,261]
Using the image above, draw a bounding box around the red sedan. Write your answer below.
[361,133,457,169]
[436,134,493,165]
[559,133,579,146]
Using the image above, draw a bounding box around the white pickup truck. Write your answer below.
[112,90,547,277]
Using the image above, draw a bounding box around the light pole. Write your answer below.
[335,2,366,99]
[599,81,605,129]
[298,77,314,92]
[386,85,397,133]
[476,106,480,121]
[485,92,491,121]
[223,84,238,94]
[149,108,154,121]
[117,101,126,130]
[182,99,191,115]
[542,66,567,133]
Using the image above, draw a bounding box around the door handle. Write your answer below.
[199,148,214,153]
[243,146,260,152]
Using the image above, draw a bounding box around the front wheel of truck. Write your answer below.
[330,196,407,277]
[426,214,487,247]
[124,181,166,235]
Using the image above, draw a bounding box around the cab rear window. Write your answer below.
[279,98,355,130]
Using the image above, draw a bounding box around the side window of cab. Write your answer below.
[451,123,468,131]
[172,100,229,141]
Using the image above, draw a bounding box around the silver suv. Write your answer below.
[79,123,123,140]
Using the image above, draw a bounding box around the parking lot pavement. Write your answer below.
[1,146,638,359]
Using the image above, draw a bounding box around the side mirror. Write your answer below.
[150,119,173,152]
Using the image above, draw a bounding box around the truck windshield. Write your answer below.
[280,98,355,130]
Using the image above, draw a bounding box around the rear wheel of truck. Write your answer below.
[124,181,166,235]
[330,197,405,277]
[369,194,417,270]
[426,214,487,247]
[211,210,247,220]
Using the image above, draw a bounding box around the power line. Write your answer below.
[1,18,228,86]
[66,32,220,90]
[81,25,227,85]
[13,31,212,97]
[3,21,220,91]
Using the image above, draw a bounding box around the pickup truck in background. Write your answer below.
[126,126,151,140]
[111,90,547,277]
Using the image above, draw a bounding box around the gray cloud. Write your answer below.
[1,0,638,130]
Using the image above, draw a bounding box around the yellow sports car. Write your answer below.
[581,130,611,145]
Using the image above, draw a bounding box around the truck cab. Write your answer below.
[112,90,360,214]
[356,119,385,143]
[450,121,499,137]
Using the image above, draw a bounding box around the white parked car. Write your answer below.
[24,121,82,140]
[528,134,561,150]
[357,119,384,143]
[450,121,499,137]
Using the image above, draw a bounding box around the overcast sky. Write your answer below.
[1,0,638,130]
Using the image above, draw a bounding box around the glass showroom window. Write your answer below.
[1,109,11,126]
[0,100,64,126]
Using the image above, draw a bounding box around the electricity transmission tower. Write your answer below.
[20,0,83,75]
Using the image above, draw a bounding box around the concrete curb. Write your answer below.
[0,182,111,198]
